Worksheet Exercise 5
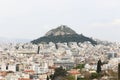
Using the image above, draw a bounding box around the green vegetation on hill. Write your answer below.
[31,34,97,45]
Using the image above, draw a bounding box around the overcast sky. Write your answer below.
[0,0,120,42]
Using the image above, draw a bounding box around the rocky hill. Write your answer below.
[31,25,97,45]
[45,25,77,36]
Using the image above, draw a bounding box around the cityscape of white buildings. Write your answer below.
[0,41,120,80]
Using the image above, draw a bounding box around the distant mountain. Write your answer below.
[31,25,97,45]
[94,39,113,46]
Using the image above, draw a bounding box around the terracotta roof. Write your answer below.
[48,66,56,69]
[18,78,31,80]
[68,69,80,75]
[0,71,7,77]
[24,70,34,73]
[24,70,35,74]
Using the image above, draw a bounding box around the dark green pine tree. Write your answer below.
[46,75,49,80]
[37,46,40,54]
[96,59,102,73]
[118,63,120,80]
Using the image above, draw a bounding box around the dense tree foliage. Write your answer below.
[74,64,85,70]
[31,34,97,45]
[53,66,67,79]
[66,75,75,80]
[90,73,100,79]
[49,66,67,80]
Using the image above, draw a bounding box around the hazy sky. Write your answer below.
[0,0,120,42]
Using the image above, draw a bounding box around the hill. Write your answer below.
[31,25,97,45]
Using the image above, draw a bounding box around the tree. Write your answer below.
[75,64,85,70]
[50,74,54,80]
[53,76,66,80]
[118,63,120,80]
[53,66,67,79]
[90,73,99,79]
[46,75,49,80]
[37,46,40,54]
[96,59,102,73]
[66,75,75,80]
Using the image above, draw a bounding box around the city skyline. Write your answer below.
[0,0,120,42]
